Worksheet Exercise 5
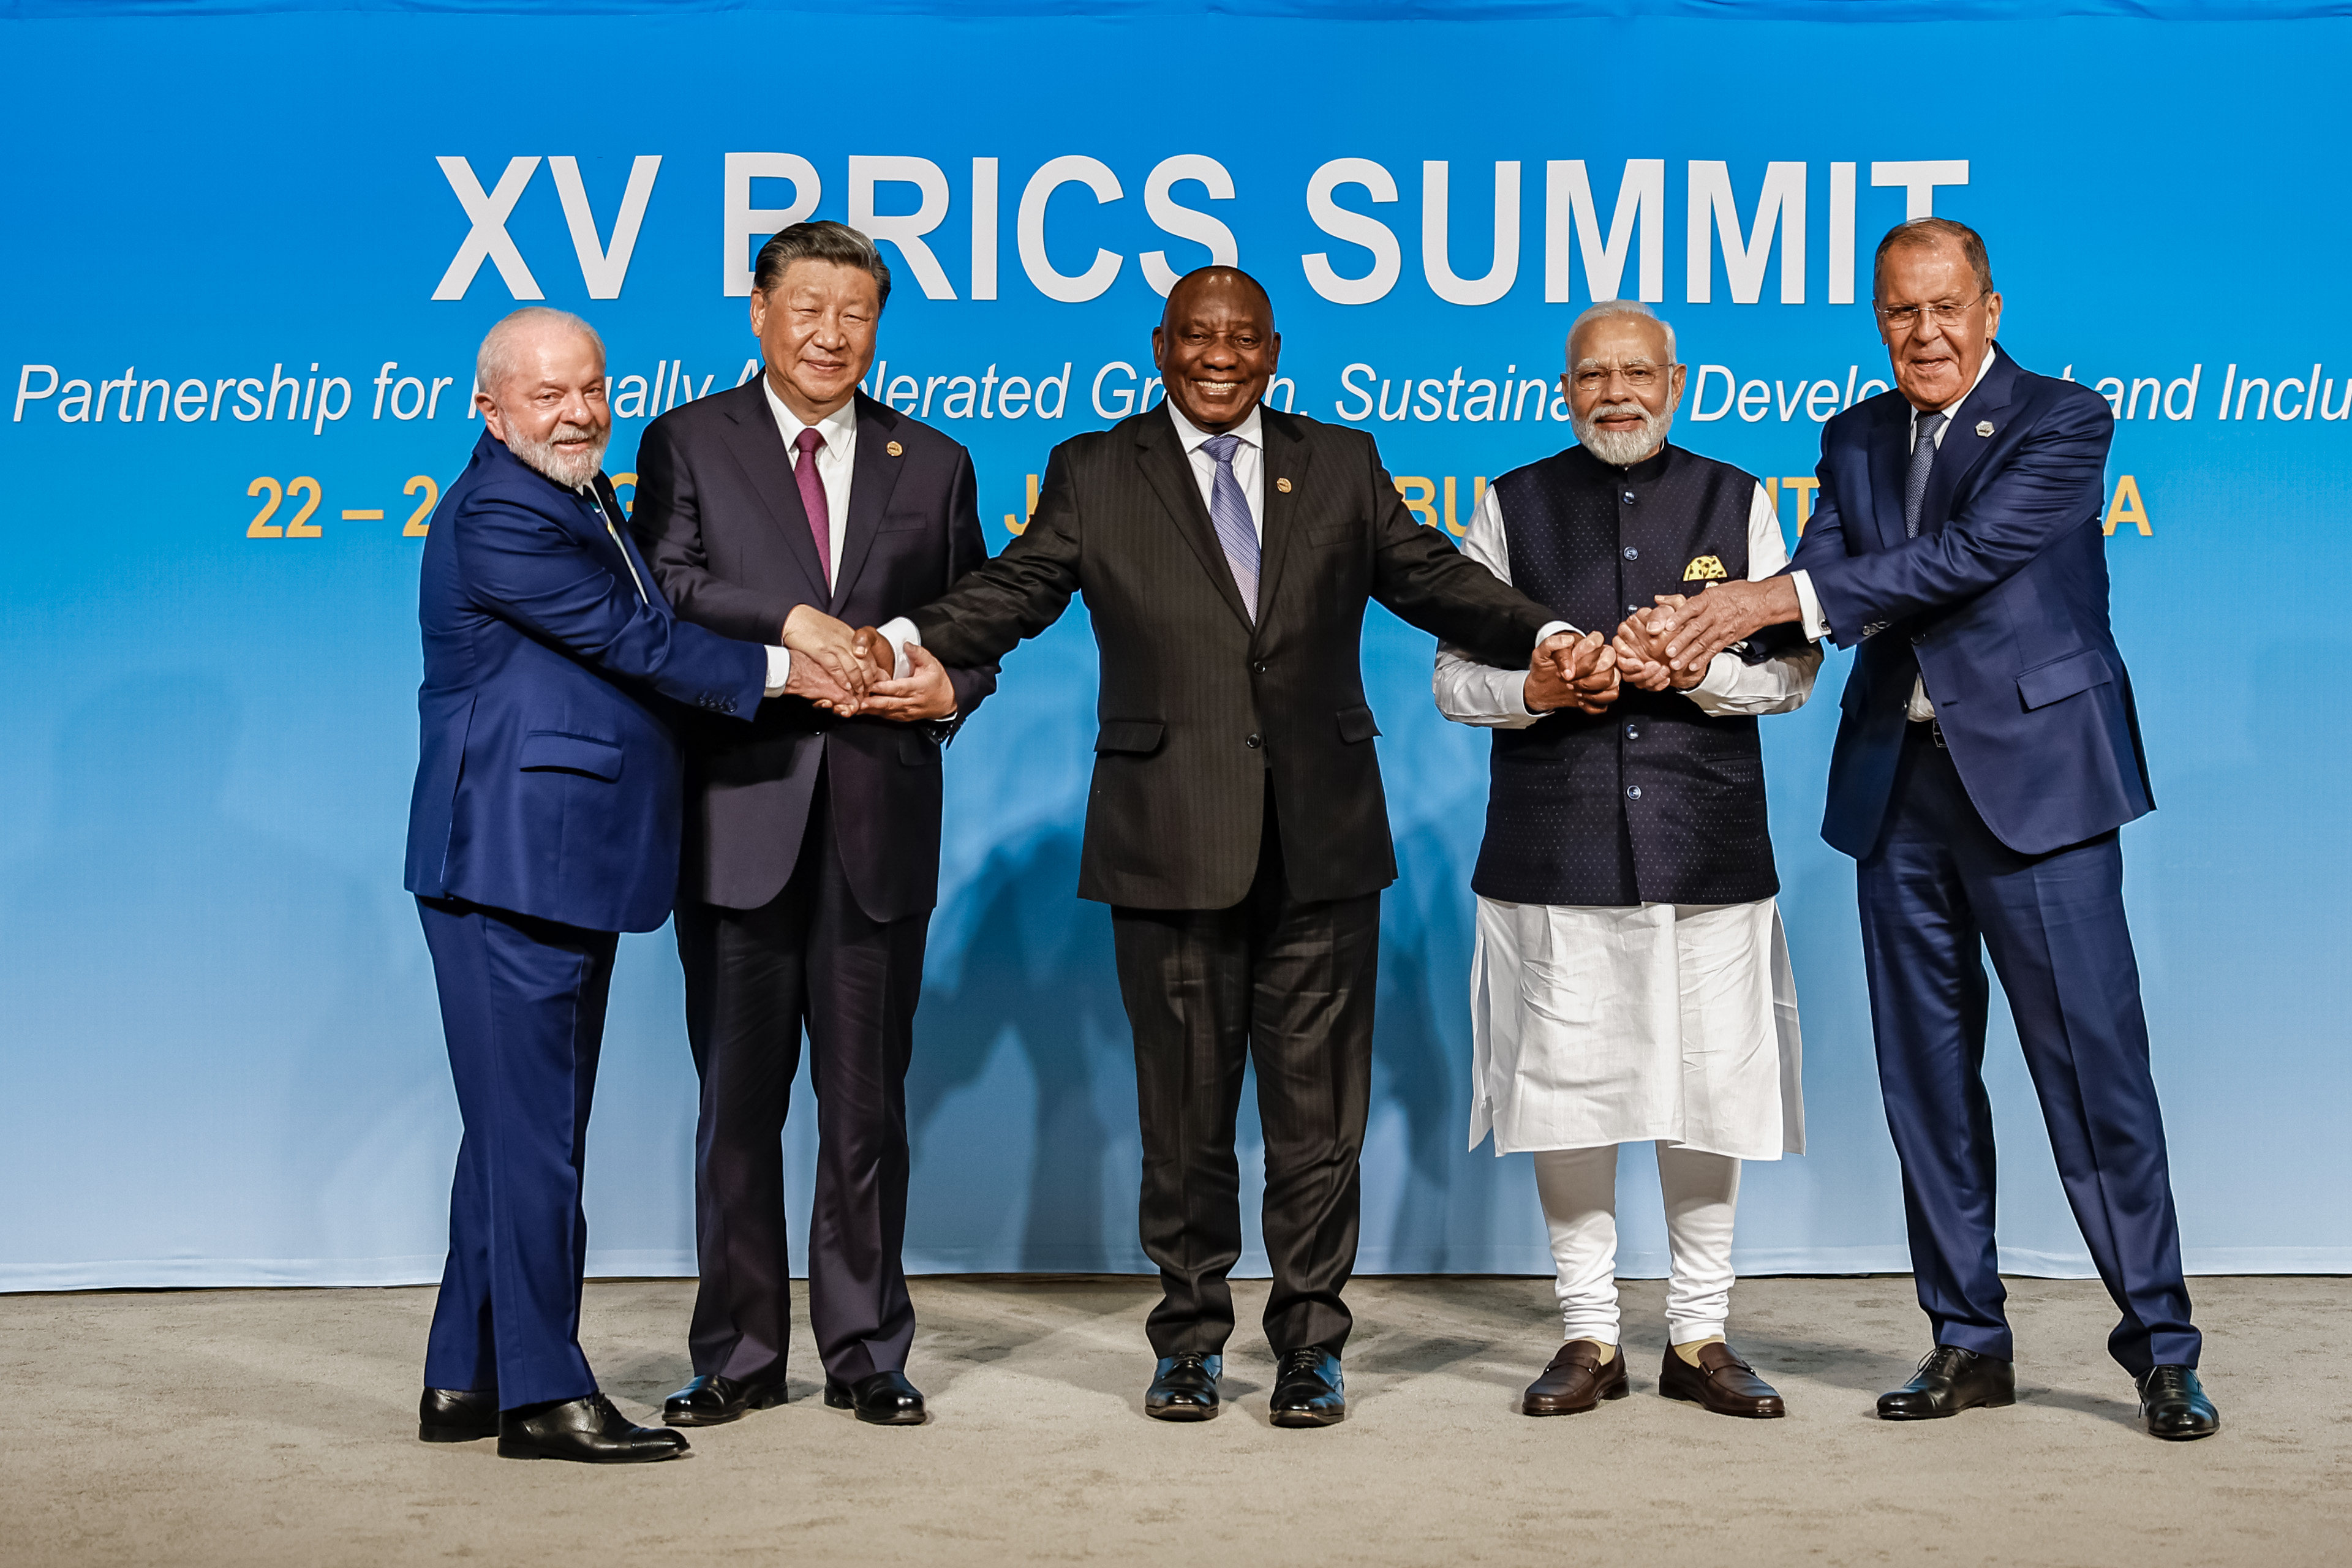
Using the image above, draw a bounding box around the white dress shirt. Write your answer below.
[763,379,858,589]
[1434,476,1820,726]
[1162,400,1266,538]
[584,480,791,696]
[1789,342,2003,721]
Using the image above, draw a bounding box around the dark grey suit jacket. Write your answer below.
[911,402,1551,910]
[633,384,995,922]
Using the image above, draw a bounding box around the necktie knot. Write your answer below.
[1202,433,1241,467]
[1917,410,1949,445]
[794,426,824,464]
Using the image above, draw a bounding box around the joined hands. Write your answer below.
[775,606,955,722]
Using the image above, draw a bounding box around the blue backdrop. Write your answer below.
[4,0,2346,1291]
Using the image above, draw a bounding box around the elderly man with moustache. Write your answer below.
[1435,300,1817,1420]
[845,265,1575,1427]
[1653,217,2217,1440]
[404,307,864,1462]
[631,222,994,1429]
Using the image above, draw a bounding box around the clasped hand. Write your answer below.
[778,606,957,722]
[1526,597,1711,714]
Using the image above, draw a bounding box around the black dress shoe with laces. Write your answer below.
[419,1387,499,1443]
[1877,1345,2016,1420]
[2138,1365,2220,1440]
[497,1393,690,1463]
[824,1370,927,1425]
[1268,1348,1345,1428]
[662,1373,790,1427]
[1145,1353,1223,1421]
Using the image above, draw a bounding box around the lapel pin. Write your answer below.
[886,440,903,458]
[1975,421,1994,437]
[1275,477,1292,493]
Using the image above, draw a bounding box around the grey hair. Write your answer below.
[476,306,605,394]
[753,219,892,308]
[1567,298,1676,364]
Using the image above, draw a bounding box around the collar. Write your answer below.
[763,376,858,454]
[1165,398,1263,455]
[1914,342,2002,426]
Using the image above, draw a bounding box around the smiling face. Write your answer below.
[752,258,882,423]
[1875,238,2003,411]
[1152,269,1280,433]
[1565,311,1685,467]
[477,323,610,488]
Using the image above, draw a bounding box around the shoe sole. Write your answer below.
[494,1439,688,1462]
[418,1423,497,1443]
[1523,1382,1629,1417]
[1877,1393,2015,1421]
[1659,1385,1785,1419]
[1268,1408,1345,1428]
[1145,1402,1219,1422]
[665,1388,788,1428]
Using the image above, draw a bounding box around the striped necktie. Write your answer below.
[1904,411,1950,538]
[1200,433,1259,620]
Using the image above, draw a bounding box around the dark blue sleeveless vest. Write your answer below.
[1471,443,1782,907]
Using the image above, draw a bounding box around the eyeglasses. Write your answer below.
[1570,364,1666,391]
[1874,294,1985,333]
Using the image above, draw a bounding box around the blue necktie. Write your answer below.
[1904,411,1950,538]
[1200,434,1260,620]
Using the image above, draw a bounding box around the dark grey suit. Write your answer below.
[633,382,993,1388]
[913,402,1548,1355]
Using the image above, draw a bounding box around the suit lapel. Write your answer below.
[1136,409,1254,630]
[714,379,830,601]
[1249,410,1312,638]
[829,392,906,614]
[1919,346,2019,533]
[1866,395,1910,553]
[591,472,665,614]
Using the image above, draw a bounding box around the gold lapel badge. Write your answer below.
[1975,421,1994,437]
[1275,477,1292,493]
[886,440,903,457]
[1683,554,1728,582]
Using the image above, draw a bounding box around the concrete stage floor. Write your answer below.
[2,1274,2342,1566]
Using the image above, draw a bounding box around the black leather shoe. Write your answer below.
[1877,1345,2016,1420]
[2138,1365,2220,1441]
[1268,1348,1345,1428]
[662,1372,790,1427]
[1145,1353,1223,1421]
[823,1370,926,1426]
[497,1394,689,1463]
[419,1387,498,1443]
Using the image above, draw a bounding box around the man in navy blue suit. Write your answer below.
[403,306,873,1463]
[1654,219,2217,1441]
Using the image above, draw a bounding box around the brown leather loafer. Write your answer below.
[1659,1343,1785,1418]
[1521,1340,1629,1416]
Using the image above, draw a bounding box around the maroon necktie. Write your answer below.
[792,425,831,582]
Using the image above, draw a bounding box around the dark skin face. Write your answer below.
[1151,270,1280,433]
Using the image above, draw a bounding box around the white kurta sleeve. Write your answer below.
[1684,481,1822,718]
[1434,484,1567,729]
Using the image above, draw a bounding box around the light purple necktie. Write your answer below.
[792,425,832,581]
[1200,433,1259,620]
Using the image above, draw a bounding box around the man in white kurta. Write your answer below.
[1436,301,1819,1419]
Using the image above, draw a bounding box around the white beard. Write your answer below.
[506,422,608,489]
[1575,401,1673,467]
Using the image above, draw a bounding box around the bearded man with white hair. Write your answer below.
[404,307,861,1463]
[1434,300,1820,1421]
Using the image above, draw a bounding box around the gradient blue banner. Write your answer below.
[3,2,2344,1288]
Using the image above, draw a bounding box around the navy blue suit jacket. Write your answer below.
[1791,347,2154,859]
[404,431,771,933]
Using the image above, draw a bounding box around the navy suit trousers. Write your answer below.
[1859,723,2199,1375]
[418,895,619,1409]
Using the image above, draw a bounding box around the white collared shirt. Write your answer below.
[1789,342,2003,720]
[763,377,858,591]
[1163,399,1267,540]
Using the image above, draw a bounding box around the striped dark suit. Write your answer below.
[912,402,1549,1355]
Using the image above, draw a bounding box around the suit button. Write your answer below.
[1624,724,1640,739]
[1622,491,1637,505]
[1622,546,1639,561]
[1627,604,1641,616]
[1245,733,1262,748]
[1626,784,1643,801]
[1253,661,1267,674]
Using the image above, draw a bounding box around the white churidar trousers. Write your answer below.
[1532,1142,1741,1344]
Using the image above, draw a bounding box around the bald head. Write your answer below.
[1152,266,1281,434]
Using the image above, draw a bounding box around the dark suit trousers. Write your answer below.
[675,764,927,1387]
[417,895,618,1410]
[1111,788,1379,1358]
[1859,722,2199,1375]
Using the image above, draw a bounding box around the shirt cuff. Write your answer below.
[1534,619,1577,646]
[1685,651,1739,708]
[763,645,792,697]
[876,615,921,679]
[1789,570,1831,641]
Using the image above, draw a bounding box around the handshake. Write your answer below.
[1526,596,1707,715]
[776,605,960,723]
